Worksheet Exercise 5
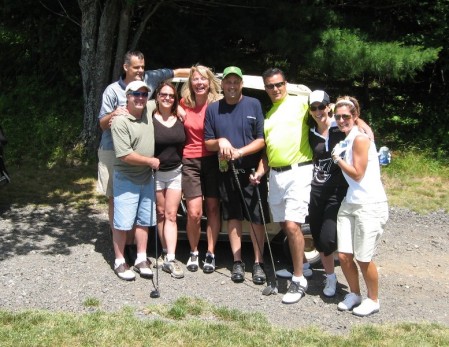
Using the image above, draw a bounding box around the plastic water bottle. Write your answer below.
[378,146,391,166]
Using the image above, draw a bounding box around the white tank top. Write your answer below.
[342,127,387,204]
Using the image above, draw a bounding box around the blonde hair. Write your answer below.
[334,95,360,117]
[181,65,222,108]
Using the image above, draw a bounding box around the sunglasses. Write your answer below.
[129,91,149,98]
[310,104,327,111]
[334,114,352,121]
[159,93,175,99]
[264,81,286,90]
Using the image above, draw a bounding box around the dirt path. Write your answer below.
[0,204,448,334]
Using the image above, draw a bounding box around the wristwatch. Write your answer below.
[333,156,341,164]
[238,149,243,158]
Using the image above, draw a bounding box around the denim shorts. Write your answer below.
[113,171,156,231]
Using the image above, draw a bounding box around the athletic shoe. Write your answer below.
[133,259,153,279]
[186,253,199,272]
[154,252,167,269]
[252,263,266,285]
[353,298,380,317]
[114,263,136,281]
[282,281,308,304]
[231,261,245,283]
[303,263,313,278]
[162,259,184,279]
[337,293,362,311]
[203,253,216,274]
[323,274,337,297]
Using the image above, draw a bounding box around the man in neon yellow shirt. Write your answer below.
[252,68,313,304]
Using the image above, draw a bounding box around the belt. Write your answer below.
[271,161,312,172]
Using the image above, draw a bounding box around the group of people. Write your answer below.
[97,50,388,316]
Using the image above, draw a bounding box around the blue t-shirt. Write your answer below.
[98,69,174,150]
[204,96,265,169]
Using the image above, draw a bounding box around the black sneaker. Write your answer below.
[186,253,199,272]
[231,261,245,283]
[203,253,216,274]
[252,263,266,285]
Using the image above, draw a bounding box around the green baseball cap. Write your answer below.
[222,66,243,79]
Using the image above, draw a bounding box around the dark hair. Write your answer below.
[123,50,144,65]
[262,68,286,83]
[153,81,179,116]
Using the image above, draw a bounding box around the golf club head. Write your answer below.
[150,290,160,298]
[262,283,278,296]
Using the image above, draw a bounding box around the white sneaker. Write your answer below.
[337,293,362,311]
[114,263,136,281]
[282,281,308,304]
[353,298,380,317]
[323,274,337,297]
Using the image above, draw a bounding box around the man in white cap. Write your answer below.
[110,80,160,280]
[97,51,189,265]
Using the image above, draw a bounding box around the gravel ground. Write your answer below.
[0,204,448,334]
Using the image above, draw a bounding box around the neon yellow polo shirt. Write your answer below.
[264,94,312,167]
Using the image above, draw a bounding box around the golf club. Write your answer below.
[251,169,279,296]
[229,161,268,292]
[150,170,160,298]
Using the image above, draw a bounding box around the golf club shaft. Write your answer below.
[252,169,278,288]
[230,161,265,264]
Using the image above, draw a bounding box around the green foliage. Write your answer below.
[0,76,84,166]
[311,28,440,82]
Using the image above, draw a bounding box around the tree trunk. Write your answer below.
[78,0,121,154]
[112,4,133,80]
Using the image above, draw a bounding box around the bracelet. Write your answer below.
[238,149,243,158]
[333,156,341,164]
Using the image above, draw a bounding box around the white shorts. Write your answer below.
[155,165,182,191]
[268,164,313,223]
[337,200,389,262]
[97,148,115,197]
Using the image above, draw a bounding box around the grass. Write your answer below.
[381,150,449,213]
[0,297,448,347]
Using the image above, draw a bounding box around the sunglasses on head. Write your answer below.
[129,91,149,98]
[159,93,175,99]
[334,114,352,121]
[264,81,286,90]
[309,104,327,111]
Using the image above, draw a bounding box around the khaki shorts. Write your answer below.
[337,200,389,262]
[97,148,115,197]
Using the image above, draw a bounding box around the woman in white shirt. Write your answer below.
[331,96,388,317]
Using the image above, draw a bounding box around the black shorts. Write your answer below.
[182,156,219,199]
[219,167,270,224]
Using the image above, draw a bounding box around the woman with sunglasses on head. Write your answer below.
[308,91,373,299]
[180,65,223,274]
[152,81,186,279]
[331,96,388,317]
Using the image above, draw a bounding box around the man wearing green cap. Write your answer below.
[204,66,270,285]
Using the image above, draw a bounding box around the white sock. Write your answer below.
[326,273,336,279]
[114,258,126,269]
[292,275,307,287]
[191,251,199,256]
[206,252,215,258]
[135,252,147,265]
[166,253,175,262]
